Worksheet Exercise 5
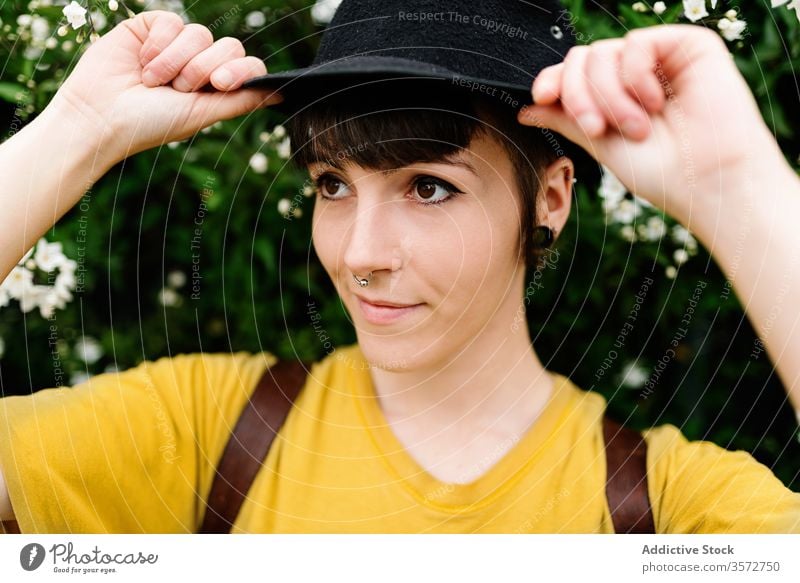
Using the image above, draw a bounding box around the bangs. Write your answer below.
[285,80,493,171]
[282,78,562,271]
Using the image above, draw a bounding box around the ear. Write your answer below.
[538,156,574,237]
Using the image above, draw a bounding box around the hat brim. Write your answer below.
[243,55,601,186]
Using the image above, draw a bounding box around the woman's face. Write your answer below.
[309,132,569,371]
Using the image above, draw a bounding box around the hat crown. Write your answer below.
[314,0,575,92]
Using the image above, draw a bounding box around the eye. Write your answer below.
[312,172,463,205]
[313,172,350,200]
[411,175,463,205]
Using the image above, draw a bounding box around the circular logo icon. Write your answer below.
[19,543,46,571]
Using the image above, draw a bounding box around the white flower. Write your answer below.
[17,14,33,27]
[638,215,668,241]
[610,199,639,225]
[249,152,269,174]
[620,225,637,242]
[665,265,677,278]
[36,287,66,318]
[599,165,627,210]
[70,371,92,385]
[108,0,119,11]
[719,18,746,41]
[272,124,286,139]
[33,237,67,272]
[0,286,9,308]
[158,287,181,307]
[276,136,291,159]
[632,2,648,12]
[75,335,103,364]
[259,131,271,142]
[2,265,34,300]
[63,1,88,29]
[24,46,44,60]
[245,11,266,28]
[167,270,186,288]
[773,0,791,6]
[682,0,708,22]
[30,16,50,43]
[18,284,45,313]
[303,184,315,197]
[620,361,649,389]
[277,198,292,215]
[725,9,737,19]
[670,224,696,247]
[710,0,718,8]
[653,2,667,15]
[311,0,343,25]
[90,10,107,31]
[673,248,690,265]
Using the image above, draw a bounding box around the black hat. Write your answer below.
[242,0,601,184]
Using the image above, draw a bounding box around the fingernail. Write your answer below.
[621,119,642,137]
[213,68,234,88]
[577,113,603,136]
[531,84,549,104]
[142,68,158,86]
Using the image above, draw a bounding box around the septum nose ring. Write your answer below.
[353,272,372,287]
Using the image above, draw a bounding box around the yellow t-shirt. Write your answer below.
[1,343,798,533]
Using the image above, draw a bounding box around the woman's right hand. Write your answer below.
[49,10,283,163]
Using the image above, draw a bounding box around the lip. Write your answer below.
[355,295,422,324]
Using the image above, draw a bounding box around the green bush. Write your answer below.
[1,0,798,490]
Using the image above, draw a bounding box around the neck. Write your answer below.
[367,281,554,436]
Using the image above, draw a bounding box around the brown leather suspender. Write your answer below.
[602,416,656,533]
[198,361,656,533]
[197,359,310,534]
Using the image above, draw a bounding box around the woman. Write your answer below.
[0,2,799,533]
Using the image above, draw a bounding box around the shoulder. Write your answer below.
[642,424,800,533]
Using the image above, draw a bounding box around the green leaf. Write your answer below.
[0,82,31,105]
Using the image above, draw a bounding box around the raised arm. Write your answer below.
[518,25,800,413]
[0,9,282,282]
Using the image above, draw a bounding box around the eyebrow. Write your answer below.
[308,154,479,178]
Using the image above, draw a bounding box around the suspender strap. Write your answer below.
[602,415,656,533]
[198,360,655,534]
[198,359,310,533]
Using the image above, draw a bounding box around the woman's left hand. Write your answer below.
[517,24,783,226]
[520,24,800,417]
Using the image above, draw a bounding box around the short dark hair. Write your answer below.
[285,79,562,270]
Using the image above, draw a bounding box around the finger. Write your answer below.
[136,11,185,68]
[620,34,669,114]
[192,89,284,127]
[171,37,246,92]
[517,102,600,160]
[586,40,651,140]
[560,46,606,138]
[141,23,214,87]
[620,25,727,104]
[208,56,268,91]
[531,63,564,105]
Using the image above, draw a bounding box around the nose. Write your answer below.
[342,195,405,285]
